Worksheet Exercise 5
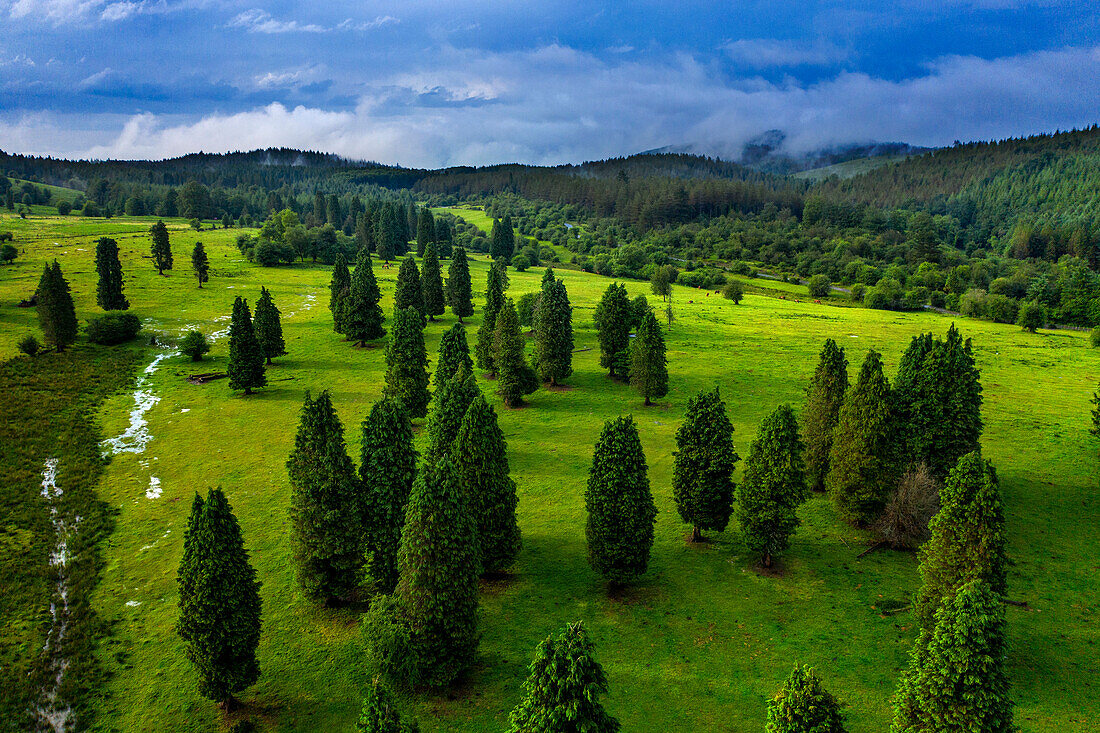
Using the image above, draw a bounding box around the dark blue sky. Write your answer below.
[1,1,1098,165]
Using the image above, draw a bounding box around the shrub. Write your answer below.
[987,293,1018,324]
[849,283,866,302]
[86,312,142,345]
[863,287,891,310]
[511,253,531,272]
[1090,326,1100,347]
[958,288,989,319]
[945,292,960,312]
[179,330,211,361]
[874,463,940,549]
[0,231,12,242]
[0,243,16,264]
[929,290,946,309]
[722,280,744,304]
[17,334,41,357]
[516,291,539,327]
[57,201,72,216]
[807,274,831,298]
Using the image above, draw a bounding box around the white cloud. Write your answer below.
[723,38,849,67]
[253,64,326,90]
[337,15,398,32]
[8,0,206,23]
[227,9,325,34]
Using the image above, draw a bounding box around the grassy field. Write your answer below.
[435,205,575,263]
[0,208,1097,731]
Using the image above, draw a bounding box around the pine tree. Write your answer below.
[585,416,657,584]
[434,323,475,390]
[826,350,899,526]
[765,665,847,733]
[476,260,507,373]
[384,307,431,419]
[393,456,480,686]
[531,272,574,385]
[95,237,128,310]
[630,310,668,405]
[494,297,539,407]
[421,241,445,322]
[416,207,435,258]
[435,217,453,258]
[491,215,515,260]
[150,219,173,274]
[357,677,418,733]
[330,253,352,335]
[508,622,620,733]
[394,256,424,321]
[800,339,848,492]
[1091,383,1100,439]
[253,286,286,365]
[36,261,78,352]
[594,283,632,378]
[227,297,266,395]
[673,387,739,542]
[736,405,807,568]
[176,488,262,708]
[454,395,521,574]
[287,391,365,603]
[446,247,474,322]
[425,364,480,462]
[360,398,418,594]
[345,251,386,346]
[192,241,209,288]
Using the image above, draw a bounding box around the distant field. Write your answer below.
[6,177,85,204]
[794,155,909,181]
[0,209,1097,732]
[436,205,575,263]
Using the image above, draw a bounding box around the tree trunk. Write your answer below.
[691,526,703,543]
[266,356,272,365]
[644,396,652,406]
[763,552,772,569]
[218,694,238,712]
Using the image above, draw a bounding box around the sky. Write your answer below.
[1,1,1098,167]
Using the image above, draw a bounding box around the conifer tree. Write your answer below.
[454,395,521,574]
[434,323,474,390]
[421,241,445,322]
[673,387,738,542]
[766,665,847,733]
[416,207,435,258]
[736,404,807,568]
[435,217,453,258]
[227,297,266,395]
[192,241,209,288]
[476,260,507,372]
[593,282,632,378]
[330,253,352,334]
[95,237,128,310]
[531,272,574,385]
[800,339,848,492]
[491,214,515,261]
[357,677,418,733]
[384,307,431,419]
[36,261,78,352]
[287,391,365,603]
[345,251,386,346]
[150,219,173,274]
[446,247,474,322]
[508,622,620,733]
[585,416,657,584]
[494,297,539,407]
[630,310,668,405]
[1091,383,1100,439]
[360,398,418,594]
[425,364,480,462]
[826,350,898,526]
[176,488,262,708]
[394,256,424,321]
[393,456,480,686]
[253,286,286,365]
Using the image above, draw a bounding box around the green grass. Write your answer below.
[6,177,86,205]
[0,209,1097,731]
[793,155,910,181]
[435,205,575,264]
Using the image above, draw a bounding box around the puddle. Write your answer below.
[101,351,176,456]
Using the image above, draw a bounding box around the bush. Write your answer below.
[722,280,744,304]
[863,287,891,310]
[958,288,989,319]
[874,463,939,549]
[1090,326,1100,347]
[86,312,142,345]
[945,292,960,312]
[929,290,946,309]
[1016,301,1045,332]
[903,289,927,311]
[254,239,292,266]
[56,201,72,216]
[360,595,415,688]
[987,293,1018,324]
[1,243,16,264]
[179,330,211,361]
[807,274,831,298]
[0,231,12,242]
[18,334,41,357]
[511,253,531,272]
[849,283,866,302]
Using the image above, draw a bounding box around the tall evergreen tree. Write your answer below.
[454,395,521,574]
[345,251,386,345]
[94,237,128,310]
[826,350,899,526]
[287,391,365,603]
[227,297,266,395]
[384,307,431,419]
[253,286,286,365]
[1091,383,1100,439]
[508,622,620,733]
[800,339,849,492]
[176,488,262,709]
[421,241,445,322]
[330,253,352,335]
[36,261,78,352]
[476,260,508,373]
[357,677,418,733]
[766,665,847,733]
[149,219,173,274]
[494,297,538,407]
[593,283,632,378]
[360,398,418,595]
[630,310,668,405]
[394,256,424,321]
[416,207,435,258]
[435,217,453,258]
[673,387,739,542]
[446,247,474,322]
[491,215,515,260]
[736,405,807,568]
[191,241,209,288]
[375,204,399,262]
[585,416,657,584]
[531,272,574,385]
[425,364,480,462]
[434,323,475,390]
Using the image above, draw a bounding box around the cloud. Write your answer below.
[7,0,200,23]
[337,15,398,32]
[253,64,327,90]
[227,9,325,34]
[723,39,850,67]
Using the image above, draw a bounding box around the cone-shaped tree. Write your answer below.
[416,207,435,258]
[476,260,507,373]
[801,339,848,492]
[394,256,424,321]
[491,215,515,261]
[531,272,574,385]
[330,253,352,334]
[95,237,128,310]
[736,404,807,568]
[826,350,899,526]
[435,217,453,258]
[346,251,386,345]
[384,307,431,419]
[594,283,632,378]
[36,261,78,352]
[454,395,521,574]
[228,297,266,395]
[421,241,445,322]
[766,665,847,733]
[673,387,739,542]
[176,488,262,708]
[357,677,419,733]
[585,416,657,584]
[508,622,620,733]
[434,323,474,390]
[192,241,209,288]
[1092,383,1100,439]
[360,398,417,594]
[150,219,173,274]
[287,391,365,603]
[253,286,286,365]
[495,297,539,407]
[630,310,668,406]
[393,456,480,686]
[446,247,474,322]
[425,364,480,462]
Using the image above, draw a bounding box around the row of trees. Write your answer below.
[225,290,287,394]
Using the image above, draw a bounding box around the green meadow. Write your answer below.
[1,209,1097,731]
